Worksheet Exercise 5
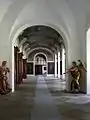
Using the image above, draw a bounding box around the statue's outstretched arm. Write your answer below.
[63,68,72,74]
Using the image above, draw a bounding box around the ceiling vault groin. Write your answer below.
[18,25,64,58]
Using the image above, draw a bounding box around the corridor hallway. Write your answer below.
[0,76,90,120]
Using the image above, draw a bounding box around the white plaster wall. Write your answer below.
[0,0,12,63]
[0,0,30,61]
[65,0,88,63]
[0,0,12,24]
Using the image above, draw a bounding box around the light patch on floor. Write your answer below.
[45,76,90,120]
[31,75,61,120]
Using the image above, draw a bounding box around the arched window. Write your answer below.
[35,56,46,65]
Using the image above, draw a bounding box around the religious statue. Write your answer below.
[0,66,6,94]
[64,61,80,93]
[0,61,11,94]
[77,60,87,92]
[77,60,87,72]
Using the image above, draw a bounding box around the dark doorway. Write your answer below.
[48,62,54,74]
[60,61,62,75]
[27,63,33,74]
[35,65,42,75]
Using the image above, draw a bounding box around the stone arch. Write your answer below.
[33,52,48,75]
[26,47,54,60]
[10,23,68,52]
[10,23,69,92]
[34,52,48,62]
[10,23,69,67]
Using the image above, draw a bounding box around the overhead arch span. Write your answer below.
[26,47,54,59]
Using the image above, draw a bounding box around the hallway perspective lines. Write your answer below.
[31,75,61,120]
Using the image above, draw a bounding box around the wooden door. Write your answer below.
[27,63,33,74]
[35,65,42,75]
[48,62,54,74]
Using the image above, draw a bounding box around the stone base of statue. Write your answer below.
[0,88,11,95]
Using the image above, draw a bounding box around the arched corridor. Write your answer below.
[13,25,66,92]
[0,0,90,119]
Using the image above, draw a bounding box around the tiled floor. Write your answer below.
[31,75,61,120]
[0,76,90,120]
[45,76,90,120]
[0,76,36,120]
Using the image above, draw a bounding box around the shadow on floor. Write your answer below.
[0,78,36,120]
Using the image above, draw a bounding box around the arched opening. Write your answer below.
[12,25,67,92]
[34,52,47,75]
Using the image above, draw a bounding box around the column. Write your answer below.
[34,60,35,75]
[62,48,65,80]
[55,54,57,77]
[58,51,60,78]
[87,29,90,94]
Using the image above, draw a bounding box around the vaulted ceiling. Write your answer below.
[18,25,64,56]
